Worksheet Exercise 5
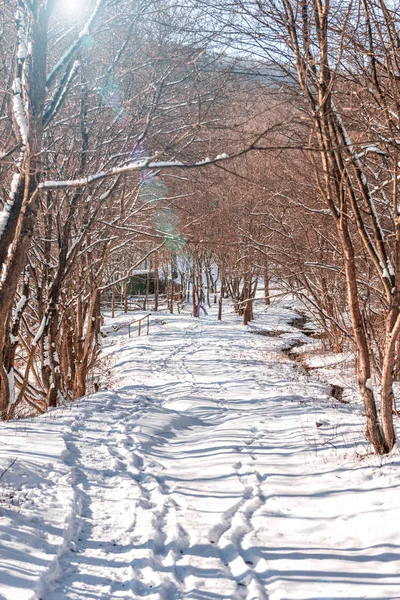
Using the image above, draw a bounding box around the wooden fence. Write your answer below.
[128,314,151,338]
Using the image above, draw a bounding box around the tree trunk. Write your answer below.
[124,279,128,313]
[264,264,270,305]
[243,302,252,326]
[144,267,150,311]
[340,224,386,453]
[111,285,115,318]
[218,280,224,321]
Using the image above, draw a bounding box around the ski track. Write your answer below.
[1,301,400,599]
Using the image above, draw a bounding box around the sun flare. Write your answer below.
[62,0,81,15]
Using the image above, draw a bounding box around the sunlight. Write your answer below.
[62,0,81,15]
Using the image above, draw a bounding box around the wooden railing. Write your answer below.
[128,313,151,338]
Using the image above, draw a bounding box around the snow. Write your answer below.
[7,368,15,406]
[0,299,399,599]
[39,153,233,190]
[291,342,358,403]
[0,204,13,240]
[46,0,105,87]
[388,261,396,277]
[366,377,374,391]
[13,293,27,321]
[12,93,28,145]
[33,316,47,346]
[44,61,81,124]
[15,8,28,61]
[10,173,20,197]
[39,161,183,189]
[0,173,20,241]
[364,145,387,156]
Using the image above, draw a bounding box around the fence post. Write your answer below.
[128,323,131,338]
[138,320,141,337]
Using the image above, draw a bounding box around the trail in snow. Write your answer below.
[0,299,400,600]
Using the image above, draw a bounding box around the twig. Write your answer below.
[0,458,17,482]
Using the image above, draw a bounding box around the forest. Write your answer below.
[2,0,400,453]
[1,1,400,598]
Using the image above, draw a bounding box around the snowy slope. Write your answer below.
[0,299,400,599]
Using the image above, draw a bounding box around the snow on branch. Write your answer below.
[43,60,80,126]
[13,7,28,146]
[0,174,20,241]
[33,315,47,346]
[15,6,28,61]
[47,0,106,88]
[333,102,395,284]
[38,154,231,191]
[0,146,18,161]
[13,88,28,145]
[12,294,28,328]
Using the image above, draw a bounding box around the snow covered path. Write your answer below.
[1,301,400,599]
